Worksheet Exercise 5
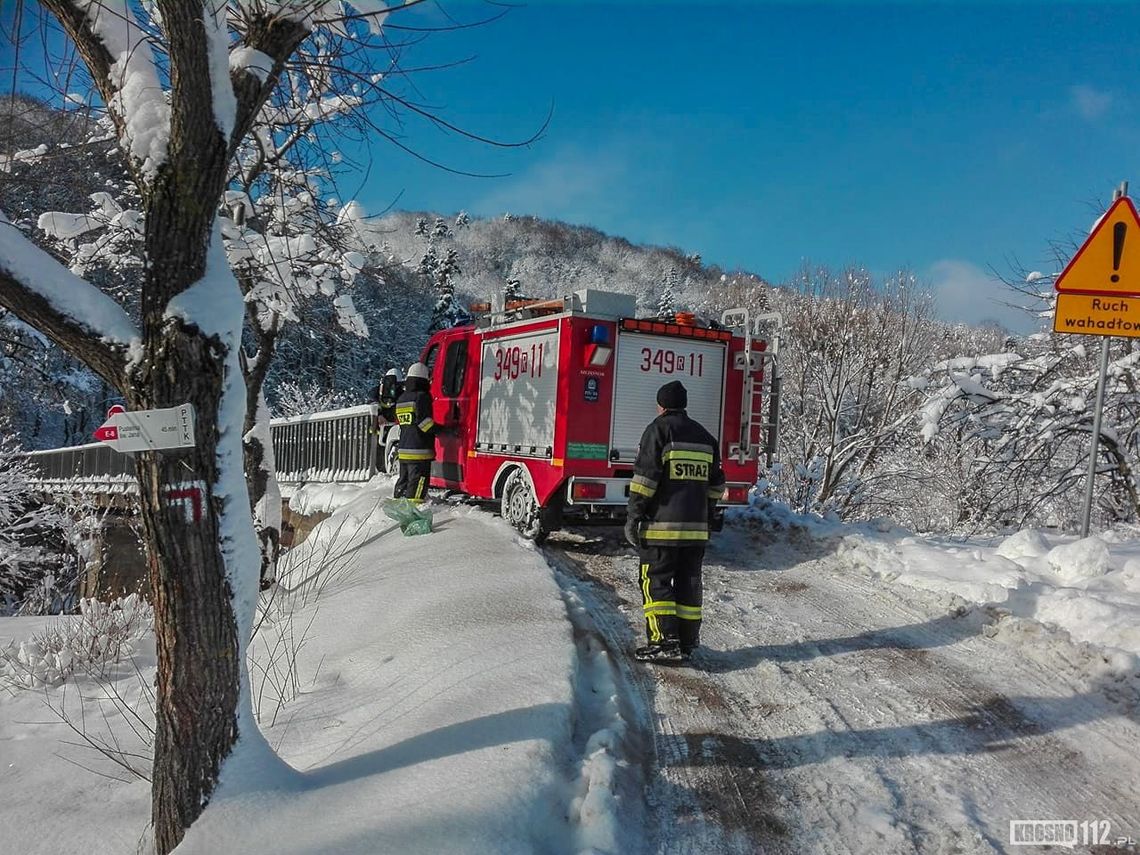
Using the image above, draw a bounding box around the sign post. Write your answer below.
[1053,181,1133,536]
[93,403,196,453]
[1081,339,1111,537]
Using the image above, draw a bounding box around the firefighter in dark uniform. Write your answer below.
[377,367,403,424]
[394,361,436,501]
[625,380,726,663]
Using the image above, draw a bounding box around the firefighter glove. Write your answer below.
[624,516,641,548]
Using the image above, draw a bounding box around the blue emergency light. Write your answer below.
[585,323,614,367]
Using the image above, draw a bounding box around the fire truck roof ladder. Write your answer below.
[721,309,782,466]
[476,289,638,328]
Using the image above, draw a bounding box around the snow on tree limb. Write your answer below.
[205,2,239,140]
[229,47,275,83]
[0,212,139,389]
[165,228,245,341]
[72,0,171,181]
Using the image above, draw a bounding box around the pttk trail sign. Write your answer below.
[93,403,196,453]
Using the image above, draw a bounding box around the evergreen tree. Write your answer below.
[430,249,467,331]
[658,268,680,320]
[417,245,439,276]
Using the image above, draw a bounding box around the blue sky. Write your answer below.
[4,2,1136,331]
[353,1,1140,330]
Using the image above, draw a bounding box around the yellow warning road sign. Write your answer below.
[1054,196,1140,296]
[1053,292,1140,338]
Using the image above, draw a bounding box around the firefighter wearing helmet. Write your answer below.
[394,361,437,501]
[377,367,404,424]
[625,380,726,664]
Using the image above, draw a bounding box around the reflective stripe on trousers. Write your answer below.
[638,545,705,648]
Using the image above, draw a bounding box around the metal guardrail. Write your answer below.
[20,442,139,494]
[21,404,381,495]
[271,404,379,485]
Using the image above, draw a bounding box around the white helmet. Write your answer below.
[407,362,429,381]
[385,367,404,380]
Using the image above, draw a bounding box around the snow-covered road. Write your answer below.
[547,519,1140,854]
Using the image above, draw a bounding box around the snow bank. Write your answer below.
[733,499,1140,670]
[1046,536,1111,581]
[287,479,386,515]
[178,495,597,855]
[0,614,154,855]
[837,521,1140,669]
[994,528,1051,562]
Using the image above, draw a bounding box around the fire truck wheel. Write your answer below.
[384,433,399,475]
[501,469,545,542]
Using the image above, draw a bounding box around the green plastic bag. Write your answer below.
[382,498,434,536]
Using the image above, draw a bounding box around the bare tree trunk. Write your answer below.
[138,147,242,855]
[135,351,239,854]
[133,8,244,849]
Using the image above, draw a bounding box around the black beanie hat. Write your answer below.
[657,380,687,410]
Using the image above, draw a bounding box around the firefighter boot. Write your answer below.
[634,640,685,664]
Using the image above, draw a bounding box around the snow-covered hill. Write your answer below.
[352,209,770,319]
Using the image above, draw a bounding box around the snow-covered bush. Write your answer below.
[769,265,939,520]
[0,426,78,614]
[911,315,1140,531]
[0,594,153,688]
[271,379,359,418]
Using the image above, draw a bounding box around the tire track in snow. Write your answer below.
[557,582,652,855]
[545,525,1140,855]
[703,524,1140,853]
[546,539,790,854]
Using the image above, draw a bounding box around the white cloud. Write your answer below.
[1068,84,1112,121]
[472,143,635,225]
[927,259,1036,333]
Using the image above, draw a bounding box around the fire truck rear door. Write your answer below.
[610,331,727,461]
[432,332,472,487]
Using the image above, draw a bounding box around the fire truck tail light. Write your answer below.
[571,481,607,501]
[725,485,750,504]
[620,318,733,342]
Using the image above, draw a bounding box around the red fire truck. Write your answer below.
[387,289,779,542]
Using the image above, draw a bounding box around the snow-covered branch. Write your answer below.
[42,0,170,186]
[0,213,138,389]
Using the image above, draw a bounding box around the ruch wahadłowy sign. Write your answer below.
[1054,196,1140,338]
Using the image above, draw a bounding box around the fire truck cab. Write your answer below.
[389,289,779,542]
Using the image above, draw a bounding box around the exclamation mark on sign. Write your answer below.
[1112,221,1127,283]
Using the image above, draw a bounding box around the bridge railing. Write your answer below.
[21,404,381,493]
[20,441,139,495]
[271,404,379,485]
